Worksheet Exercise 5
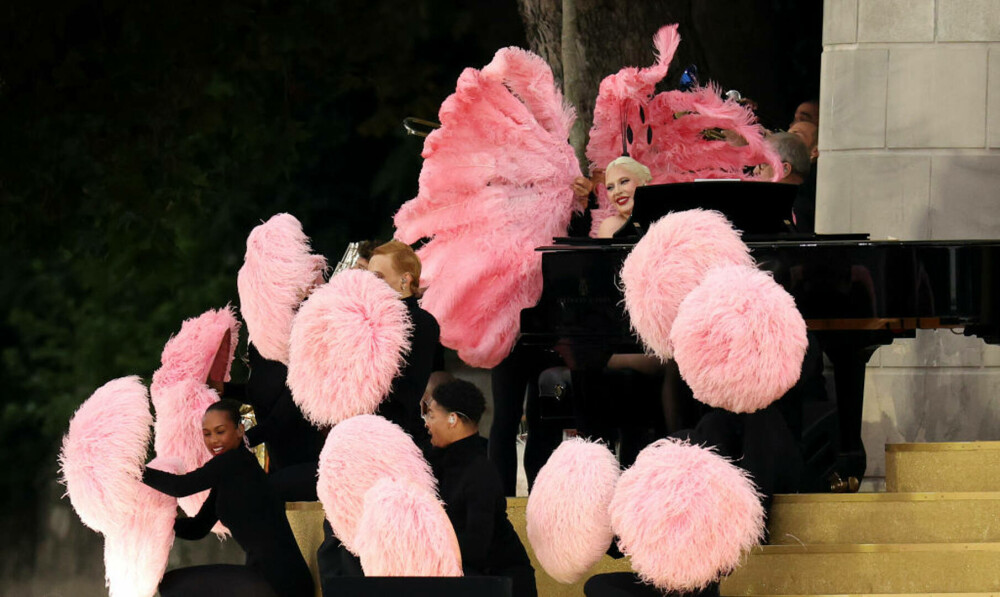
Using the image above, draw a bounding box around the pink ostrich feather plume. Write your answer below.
[610,438,765,592]
[317,415,438,555]
[238,213,328,364]
[671,265,808,412]
[621,209,753,361]
[586,25,782,235]
[526,438,620,584]
[150,306,240,393]
[150,379,218,518]
[393,46,581,368]
[287,270,413,427]
[104,456,181,597]
[59,376,153,534]
[355,478,463,577]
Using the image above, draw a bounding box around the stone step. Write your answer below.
[720,543,1000,595]
[767,492,1000,545]
[886,441,1000,492]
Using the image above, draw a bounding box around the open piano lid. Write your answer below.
[613,180,798,239]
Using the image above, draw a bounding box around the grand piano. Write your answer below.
[519,181,1000,483]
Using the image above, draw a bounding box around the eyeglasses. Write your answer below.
[420,398,469,422]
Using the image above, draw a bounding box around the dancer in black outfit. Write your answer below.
[143,399,313,597]
[217,343,325,502]
[425,379,537,597]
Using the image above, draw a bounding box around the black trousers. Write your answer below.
[489,346,564,495]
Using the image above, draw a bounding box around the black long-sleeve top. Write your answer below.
[223,344,325,472]
[428,434,532,575]
[142,448,313,597]
[377,295,442,445]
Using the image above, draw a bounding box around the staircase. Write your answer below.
[720,441,1000,596]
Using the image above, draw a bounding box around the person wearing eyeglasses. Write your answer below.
[423,379,537,597]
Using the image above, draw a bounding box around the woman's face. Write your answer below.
[605,164,641,217]
[422,399,455,448]
[202,410,244,457]
[368,254,411,298]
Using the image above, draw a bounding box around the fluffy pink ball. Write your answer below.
[288,269,413,426]
[620,209,752,360]
[59,376,153,533]
[317,415,437,554]
[671,265,808,412]
[237,213,327,364]
[354,478,463,577]
[526,438,620,584]
[150,378,218,518]
[151,306,240,392]
[104,456,181,597]
[610,438,764,592]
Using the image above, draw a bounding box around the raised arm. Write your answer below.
[142,455,223,498]
[173,489,219,540]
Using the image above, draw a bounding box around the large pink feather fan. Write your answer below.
[151,379,217,518]
[317,415,437,555]
[104,456,181,597]
[671,265,808,412]
[525,438,620,584]
[610,438,764,592]
[238,213,328,364]
[394,46,581,368]
[621,209,753,360]
[59,376,153,533]
[587,25,783,235]
[151,305,240,393]
[287,270,413,426]
[354,478,463,577]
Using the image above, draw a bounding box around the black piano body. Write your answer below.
[519,237,1000,481]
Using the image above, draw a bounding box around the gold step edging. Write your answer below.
[886,441,1000,452]
[773,491,1000,503]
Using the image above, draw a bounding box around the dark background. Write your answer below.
[0,0,821,580]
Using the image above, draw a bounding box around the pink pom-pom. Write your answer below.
[354,478,463,577]
[621,210,752,360]
[59,376,153,533]
[610,439,764,592]
[238,213,327,364]
[526,438,620,584]
[151,306,240,392]
[671,265,808,412]
[288,270,413,426]
[150,379,218,517]
[104,456,180,597]
[317,415,437,554]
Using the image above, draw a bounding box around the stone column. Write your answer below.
[817,0,1000,479]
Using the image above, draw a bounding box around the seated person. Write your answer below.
[143,399,314,597]
[759,132,813,231]
[424,379,537,597]
[596,157,653,239]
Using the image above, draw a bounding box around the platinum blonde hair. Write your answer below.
[605,156,653,184]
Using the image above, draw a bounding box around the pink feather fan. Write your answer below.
[104,456,182,597]
[620,209,753,361]
[317,415,438,555]
[671,264,808,412]
[287,269,413,427]
[59,376,153,533]
[587,25,783,235]
[394,46,582,368]
[526,438,620,584]
[354,478,463,577]
[238,213,328,364]
[610,438,764,592]
[151,379,218,517]
[150,305,240,393]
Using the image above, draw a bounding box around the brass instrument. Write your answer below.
[402,117,440,138]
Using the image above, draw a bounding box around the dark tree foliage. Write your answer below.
[0,0,524,571]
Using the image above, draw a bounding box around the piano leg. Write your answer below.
[816,330,897,484]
